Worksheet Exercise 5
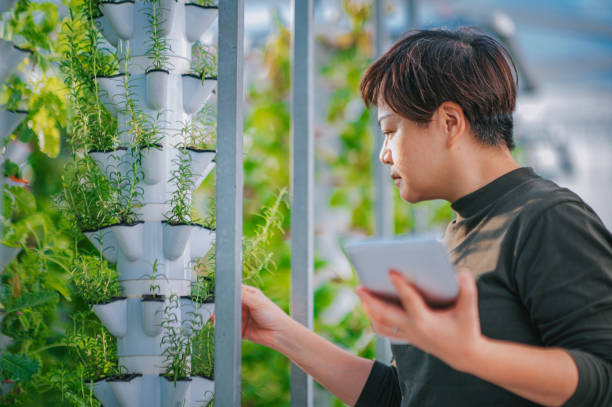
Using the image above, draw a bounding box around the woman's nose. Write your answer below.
[379,139,392,165]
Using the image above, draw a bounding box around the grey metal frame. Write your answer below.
[290,0,315,405]
[215,0,245,405]
[372,0,394,364]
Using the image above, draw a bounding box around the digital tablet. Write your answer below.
[343,237,459,308]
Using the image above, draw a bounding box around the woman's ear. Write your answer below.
[437,101,466,148]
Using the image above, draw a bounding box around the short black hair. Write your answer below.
[360,27,518,149]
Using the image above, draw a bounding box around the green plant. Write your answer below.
[160,294,191,382]
[146,258,165,297]
[180,103,217,150]
[242,188,287,285]
[194,0,217,8]
[167,144,195,224]
[69,254,120,304]
[190,320,214,378]
[55,158,117,231]
[190,43,217,81]
[59,6,118,152]
[145,0,172,71]
[0,353,40,385]
[67,311,120,381]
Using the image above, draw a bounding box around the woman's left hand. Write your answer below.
[356,269,484,372]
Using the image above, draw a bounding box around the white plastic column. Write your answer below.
[214,0,244,406]
[372,0,394,364]
[290,0,314,406]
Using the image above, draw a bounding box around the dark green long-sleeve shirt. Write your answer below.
[356,167,612,406]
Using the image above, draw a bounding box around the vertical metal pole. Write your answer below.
[405,0,417,32]
[290,0,314,406]
[372,0,394,364]
[215,0,244,405]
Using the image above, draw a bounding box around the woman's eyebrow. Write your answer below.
[378,114,392,125]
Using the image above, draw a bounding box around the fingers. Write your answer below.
[356,287,409,330]
[388,270,427,318]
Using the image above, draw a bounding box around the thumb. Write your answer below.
[455,270,478,318]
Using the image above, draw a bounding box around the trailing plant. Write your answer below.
[160,294,191,382]
[144,0,172,72]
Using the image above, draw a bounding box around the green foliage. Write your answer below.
[66,312,119,381]
[181,103,217,150]
[191,43,218,79]
[167,145,196,224]
[69,254,120,304]
[55,158,117,231]
[160,294,191,380]
[145,0,172,71]
[191,320,214,378]
[0,353,40,384]
[58,6,117,152]
[2,290,58,314]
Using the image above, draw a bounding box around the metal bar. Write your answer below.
[290,0,314,405]
[215,0,244,405]
[372,0,394,364]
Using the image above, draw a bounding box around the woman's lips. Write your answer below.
[393,178,401,186]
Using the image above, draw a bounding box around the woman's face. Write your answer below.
[378,103,448,203]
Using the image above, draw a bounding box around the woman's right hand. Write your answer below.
[241,285,295,350]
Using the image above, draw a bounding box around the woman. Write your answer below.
[241,28,612,406]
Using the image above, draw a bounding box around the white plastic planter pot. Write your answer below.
[89,147,129,183]
[0,0,18,14]
[146,69,170,111]
[181,74,216,114]
[111,222,144,261]
[160,376,191,407]
[162,222,196,260]
[184,148,216,188]
[96,74,127,113]
[0,245,20,271]
[180,297,214,336]
[141,144,164,185]
[189,226,215,261]
[108,373,143,407]
[141,295,165,337]
[191,376,214,406]
[0,41,30,84]
[184,3,218,43]
[159,0,178,35]
[0,109,28,142]
[93,15,119,48]
[89,378,119,407]
[83,226,119,263]
[93,297,128,338]
[100,1,135,40]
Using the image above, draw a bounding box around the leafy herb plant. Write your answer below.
[144,0,172,72]
[160,294,191,382]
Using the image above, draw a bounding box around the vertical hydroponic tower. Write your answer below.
[85,1,217,406]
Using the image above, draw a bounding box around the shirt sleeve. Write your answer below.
[513,200,612,407]
[355,360,401,407]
